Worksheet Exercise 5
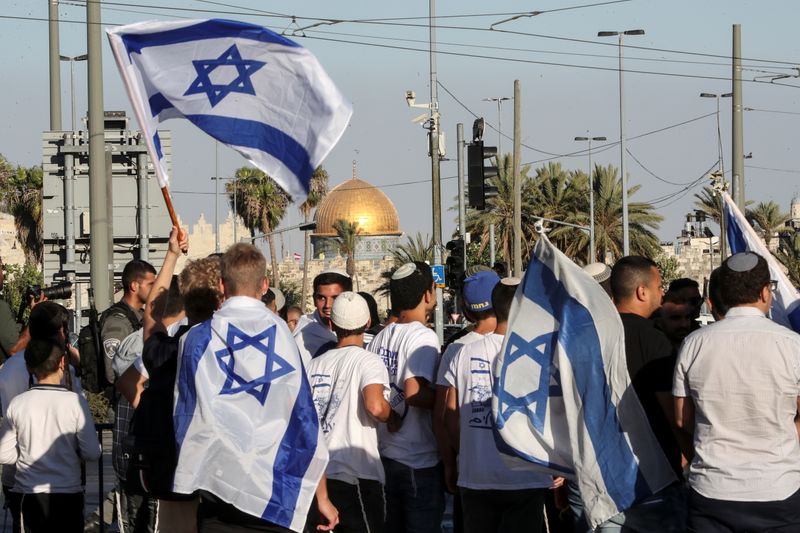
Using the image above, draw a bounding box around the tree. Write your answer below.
[746,201,789,248]
[776,232,800,287]
[332,219,360,278]
[298,167,329,312]
[0,155,43,264]
[226,167,290,287]
[654,251,683,289]
[591,164,663,261]
[378,233,433,295]
[465,153,538,266]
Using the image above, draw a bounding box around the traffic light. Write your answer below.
[445,239,465,290]
[467,140,499,210]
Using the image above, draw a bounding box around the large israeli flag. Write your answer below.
[173,296,327,531]
[723,190,800,331]
[107,19,352,200]
[492,235,676,529]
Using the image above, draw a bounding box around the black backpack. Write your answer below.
[78,301,140,394]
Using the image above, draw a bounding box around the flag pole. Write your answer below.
[160,185,187,246]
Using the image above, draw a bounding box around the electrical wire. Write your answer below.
[744,107,800,116]
[627,148,706,186]
[745,165,800,174]
[644,160,718,206]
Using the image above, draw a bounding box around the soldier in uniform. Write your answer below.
[0,257,20,360]
[102,259,157,533]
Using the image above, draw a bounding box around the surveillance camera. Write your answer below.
[405,90,416,106]
[534,220,544,233]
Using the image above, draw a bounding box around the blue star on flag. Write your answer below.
[495,331,559,433]
[214,323,294,405]
[184,44,266,107]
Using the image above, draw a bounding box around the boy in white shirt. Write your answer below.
[444,278,556,533]
[0,337,101,533]
[307,292,400,533]
[367,262,443,533]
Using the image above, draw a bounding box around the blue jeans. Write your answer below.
[381,458,445,533]
[595,483,687,533]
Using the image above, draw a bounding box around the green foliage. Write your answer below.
[378,233,434,295]
[0,154,44,264]
[3,263,43,322]
[86,391,111,424]
[654,251,683,289]
[776,233,800,288]
[746,201,790,247]
[277,277,303,309]
[332,219,361,278]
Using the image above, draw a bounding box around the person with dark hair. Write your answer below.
[285,306,303,333]
[598,256,686,531]
[443,278,555,532]
[655,292,693,350]
[674,251,800,531]
[307,292,399,533]
[667,277,703,326]
[357,291,382,346]
[294,269,353,363]
[0,256,19,361]
[0,337,100,533]
[706,267,728,320]
[367,262,443,533]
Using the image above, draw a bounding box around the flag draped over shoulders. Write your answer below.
[723,190,800,332]
[106,18,352,200]
[491,235,676,529]
[173,296,327,532]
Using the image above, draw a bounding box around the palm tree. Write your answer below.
[378,233,434,295]
[0,159,43,265]
[776,233,800,287]
[746,201,789,248]
[332,219,360,278]
[694,186,724,225]
[592,164,662,261]
[298,167,329,311]
[465,153,538,266]
[226,166,290,287]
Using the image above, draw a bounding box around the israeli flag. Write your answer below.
[723,190,800,331]
[107,19,352,200]
[492,235,676,529]
[173,296,327,531]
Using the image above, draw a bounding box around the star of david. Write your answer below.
[214,323,294,405]
[495,331,559,433]
[184,44,266,107]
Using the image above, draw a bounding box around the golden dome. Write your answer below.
[314,178,402,236]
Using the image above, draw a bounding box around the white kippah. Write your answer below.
[331,292,370,330]
[270,287,285,310]
[321,268,351,279]
[501,277,521,286]
[583,262,612,283]
[392,263,417,280]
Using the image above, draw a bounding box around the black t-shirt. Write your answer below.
[620,313,682,478]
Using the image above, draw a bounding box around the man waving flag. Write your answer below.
[723,190,800,331]
[492,234,676,529]
[107,19,352,200]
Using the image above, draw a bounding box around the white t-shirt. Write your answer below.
[436,330,485,387]
[367,321,439,469]
[673,307,800,502]
[307,345,389,484]
[444,334,552,490]
[294,311,337,366]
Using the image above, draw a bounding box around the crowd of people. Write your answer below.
[0,228,796,533]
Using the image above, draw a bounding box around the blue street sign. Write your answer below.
[432,265,446,288]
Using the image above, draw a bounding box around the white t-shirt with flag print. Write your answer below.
[367,321,440,470]
[444,333,553,490]
[307,345,390,485]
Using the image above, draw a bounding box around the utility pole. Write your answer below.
[512,80,522,277]
[457,123,466,267]
[732,24,745,209]
[87,0,113,309]
[49,0,62,130]
[429,0,443,345]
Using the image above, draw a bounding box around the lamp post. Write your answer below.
[482,96,511,153]
[699,92,733,177]
[251,221,317,241]
[598,29,644,257]
[59,54,88,131]
[574,134,606,263]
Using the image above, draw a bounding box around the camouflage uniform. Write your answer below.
[0,298,19,360]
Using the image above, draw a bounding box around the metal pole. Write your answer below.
[732,24,745,209]
[512,80,522,276]
[588,138,595,264]
[457,123,466,266]
[429,0,443,346]
[489,224,496,265]
[233,179,238,243]
[49,0,62,131]
[137,152,150,261]
[64,133,77,325]
[70,60,76,131]
[619,34,630,256]
[497,99,503,154]
[87,0,112,309]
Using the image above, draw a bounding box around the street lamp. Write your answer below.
[574,134,607,263]
[482,96,511,153]
[59,54,88,131]
[699,92,733,176]
[598,29,645,256]
[251,221,317,242]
